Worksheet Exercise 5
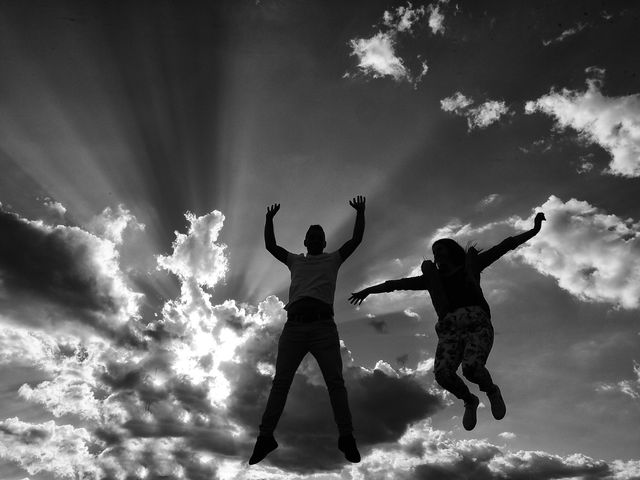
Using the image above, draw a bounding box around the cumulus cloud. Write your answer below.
[157,210,228,288]
[427,3,446,34]
[346,2,437,86]
[4,203,639,479]
[383,3,425,33]
[441,92,510,130]
[525,68,640,177]
[0,418,99,479]
[348,32,409,81]
[0,208,143,340]
[512,196,640,309]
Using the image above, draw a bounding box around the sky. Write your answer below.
[1,0,640,479]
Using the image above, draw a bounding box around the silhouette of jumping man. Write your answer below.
[249,196,366,465]
[349,212,546,431]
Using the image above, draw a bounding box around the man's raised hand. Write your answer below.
[349,196,366,213]
[266,204,280,219]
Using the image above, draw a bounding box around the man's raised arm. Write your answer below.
[339,196,366,261]
[265,204,289,264]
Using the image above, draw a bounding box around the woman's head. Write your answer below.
[432,238,466,270]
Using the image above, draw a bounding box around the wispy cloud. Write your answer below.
[441,92,511,130]
[598,361,640,400]
[525,67,640,177]
[542,22,588,46]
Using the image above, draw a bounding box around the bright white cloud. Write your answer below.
[525,68,640,177]
[0,418,99,479]
[383,2,426,33]
[87,204,144,245]
[43,198,67,217]
[441,92,510,130]
[427,3,446,34]
[347,2,433,85]
[498,431,517,439]
[440,91,473,112]
[468,100,509,129]
[512,196,640,309]
[348,32,409,81]
[157,210,228,288]
[4,203,638,479]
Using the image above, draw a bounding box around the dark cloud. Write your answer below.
[368,318,389,334]
[410,444,613,480]
[0,209,144,343]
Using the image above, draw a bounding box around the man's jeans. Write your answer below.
[259,318,354,436]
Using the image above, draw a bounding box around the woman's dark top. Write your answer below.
[383,236,520,319]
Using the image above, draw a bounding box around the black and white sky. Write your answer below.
[1,1,640,479]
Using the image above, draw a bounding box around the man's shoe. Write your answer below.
[462,394,480,431]
[338,434,361,463]
[249,435,278,465]
[487,385,506,420]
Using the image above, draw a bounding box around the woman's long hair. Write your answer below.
[432,238,466,267]
[432,238,484,288]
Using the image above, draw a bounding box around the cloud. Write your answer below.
[477,193,502,210]
[383,3,426,33]
[346,2,435,86]
[157,210,228,288]
[0,207,143,340]
[348,32,409,81]
[0,418,99,479]
[598,361,640,400]
[498,431,516,439]
[5,204,639,479]
[427,3,446,35]
[542,22,588,46]
[525,68,640,177]
[351,421,617,480]
[42,197,67,217]
[441,92,511,130]
[512,196,640,310]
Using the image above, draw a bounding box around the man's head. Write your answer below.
[304,225,326,255]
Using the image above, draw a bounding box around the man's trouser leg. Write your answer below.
[309,321,353,436]
[259,323,308,436]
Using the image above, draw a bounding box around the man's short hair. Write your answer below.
[306,224,325,238]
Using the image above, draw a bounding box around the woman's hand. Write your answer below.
[348,289,369,305]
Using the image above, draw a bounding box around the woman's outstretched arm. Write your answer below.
[478,212,546,270]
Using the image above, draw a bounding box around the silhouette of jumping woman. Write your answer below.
[349,212,545,431]
[249,196,366,465]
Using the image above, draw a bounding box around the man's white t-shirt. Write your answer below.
[285,251,343,309]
